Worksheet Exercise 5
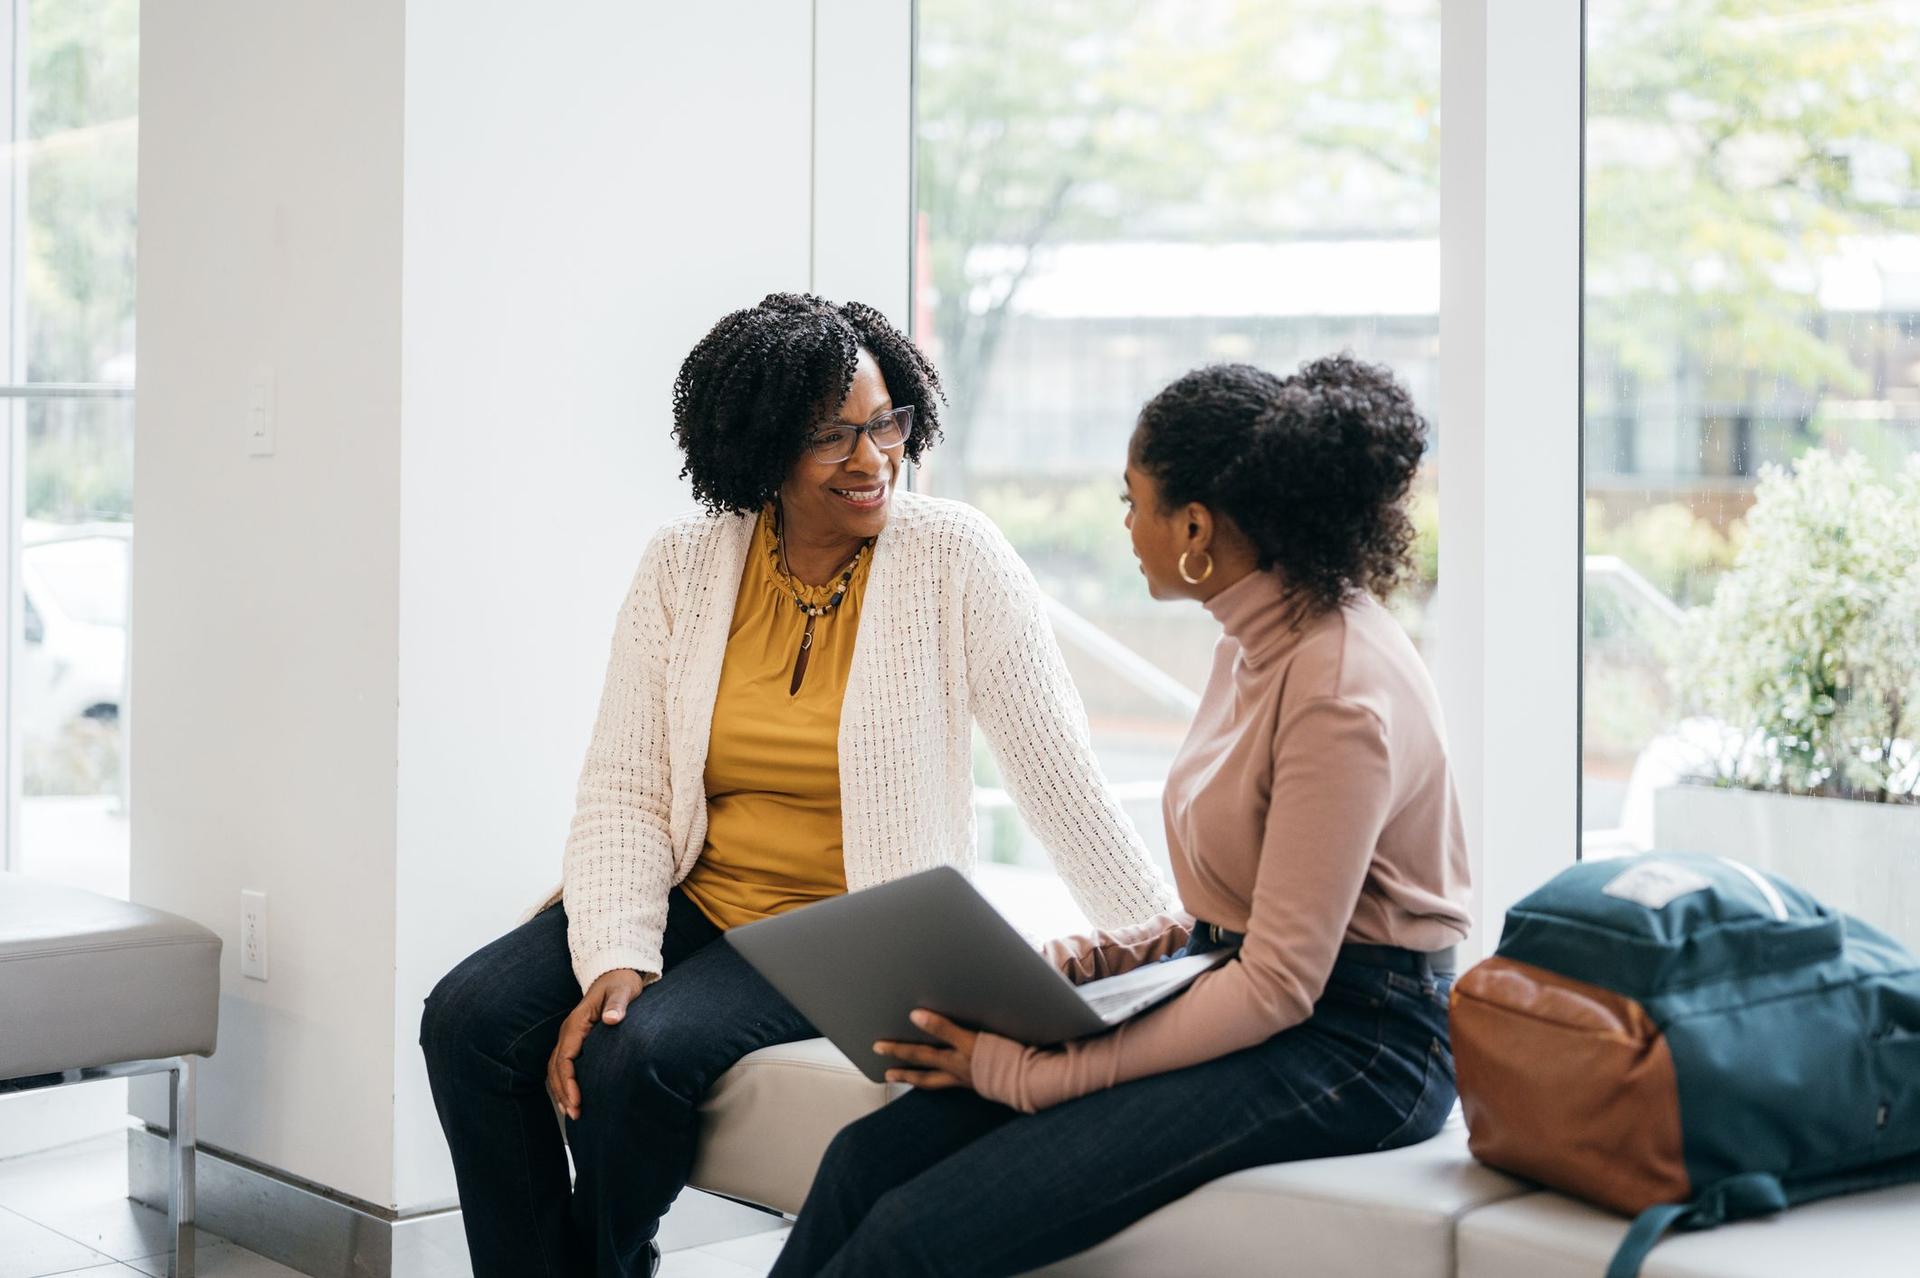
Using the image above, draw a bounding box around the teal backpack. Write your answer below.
[1449,851,1920,1277]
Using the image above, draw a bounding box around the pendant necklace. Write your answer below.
[771,509,872,696]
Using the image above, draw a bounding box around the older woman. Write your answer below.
[418,293,1170,1278]
[770,355,1473,1277]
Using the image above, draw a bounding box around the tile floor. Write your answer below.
[0,1132,790,1278]
[0,1133,296,1278]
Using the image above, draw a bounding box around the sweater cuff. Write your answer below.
[974,1033,1064,1114]
[572,948,662,996]
[1044,912,1195,984]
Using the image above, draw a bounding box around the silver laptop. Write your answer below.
[725,866,1235,1083]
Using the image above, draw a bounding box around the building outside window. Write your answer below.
[913,0,1441,923]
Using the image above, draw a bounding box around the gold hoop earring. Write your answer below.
[1178,551,1214,585]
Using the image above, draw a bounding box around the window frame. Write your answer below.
[0,0,140,870]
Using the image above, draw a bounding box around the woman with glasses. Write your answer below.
[419,292,1172,1278]
[770,356,1472,1277]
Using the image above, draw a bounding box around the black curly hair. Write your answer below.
[670,293,946,514]
[1133,354,1427,613]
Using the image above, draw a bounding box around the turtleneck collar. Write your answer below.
[1201,568,1314,667]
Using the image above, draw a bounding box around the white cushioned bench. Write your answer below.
[1456,1185,1920,1278]
[1028,1113,1525,1278]
[690,1038,896,1216]
[690,1037,1920,1277]
[0,872,221,1278]
[689,1038,1530,1276]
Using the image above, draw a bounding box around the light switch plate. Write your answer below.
[246,366,275,457]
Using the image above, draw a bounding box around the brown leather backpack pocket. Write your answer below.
[1451,956,1690,1215]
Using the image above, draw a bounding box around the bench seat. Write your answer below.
[692,1037,1920,1276]
[690,1038,1530,1277]
[1029,1114,1526,1278]
[691,1038,895,1216]
[1456,1184,1920,1278]
[0,871,221,1278]
[0,872,220,1080]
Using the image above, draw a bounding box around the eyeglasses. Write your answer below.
[804,405,915,464]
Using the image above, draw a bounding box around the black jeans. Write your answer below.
[420,890,814,1278]
[770,950,1456,1278]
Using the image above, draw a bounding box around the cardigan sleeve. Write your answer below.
[962,520,1174,928]
[1043,912,1194,984]
[561,532,681,993]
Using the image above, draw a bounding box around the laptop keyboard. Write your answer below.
[1081,986,1143,1018]
[1074,950,1236,1023]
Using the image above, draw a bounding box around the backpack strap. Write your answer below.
[1605,1203,1690,1278]
[1605,1174,1788,1278]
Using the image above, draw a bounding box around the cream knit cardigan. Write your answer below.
[557,490,1174,991]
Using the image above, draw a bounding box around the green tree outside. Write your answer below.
[915,0,1438,491]
[23,0,138,524]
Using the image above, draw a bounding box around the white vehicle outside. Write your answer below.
[20,521,129,760]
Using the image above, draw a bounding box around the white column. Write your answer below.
[1438,0,1584,955]
[133,0,408,1206]
[392,0,815,1213]
[136,0,820,1215]
[810,0,915,324]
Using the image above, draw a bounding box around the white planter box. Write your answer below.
[1653,785,1920,950]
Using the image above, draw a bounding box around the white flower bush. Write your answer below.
[1674,450,1920,802]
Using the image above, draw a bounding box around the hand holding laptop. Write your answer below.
[871,1008,981,1091]
[725,867,1235,1084]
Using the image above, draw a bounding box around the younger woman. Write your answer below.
[772,355,1472,1277]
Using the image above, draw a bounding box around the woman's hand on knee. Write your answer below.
[546,968,646,1120]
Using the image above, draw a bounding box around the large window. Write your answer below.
[2,0,138,894]
[1583,2,1919,941]
[914,0,1441,924]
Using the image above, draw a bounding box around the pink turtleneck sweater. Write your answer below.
[972,569,1472,1113]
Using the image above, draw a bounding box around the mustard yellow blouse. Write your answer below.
[680,509,871,930]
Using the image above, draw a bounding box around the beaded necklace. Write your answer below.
[770,507,873,696]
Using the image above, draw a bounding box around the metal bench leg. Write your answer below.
[168,1056,197,1278]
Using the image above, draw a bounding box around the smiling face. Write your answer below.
[777,347,899,552]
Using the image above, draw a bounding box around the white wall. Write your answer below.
[136,0,819,1214]
[392,1,813,1212]
[811,0,913,326]
[132,1,406,1205]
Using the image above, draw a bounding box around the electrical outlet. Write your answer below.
[241,889,268,981]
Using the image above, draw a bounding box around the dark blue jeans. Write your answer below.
[420,890,814,1278]
[770,950,1455,1278]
